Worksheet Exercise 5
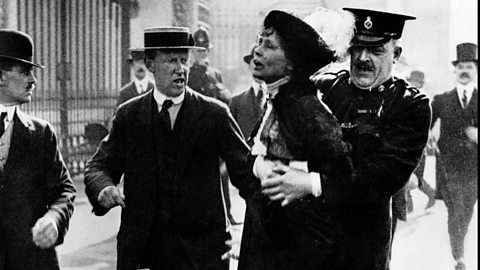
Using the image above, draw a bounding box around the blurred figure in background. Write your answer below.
[188,27,232,104]
[431,42,478,270]
[189,28,237,224]
[229,45,267,143]
[0,29,75,269]
[116,48,155,108]
[405,70,436,213]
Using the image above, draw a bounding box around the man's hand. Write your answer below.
[98,186,126,210]
[32,215,59,249]
[262,163,312,207]
[254,156,282,180]
[465,126,478,144]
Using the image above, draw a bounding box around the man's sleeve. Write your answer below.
[43,123,76,245]
[321,91,432,204]
[216,105,260,200]
[84,109,126,215]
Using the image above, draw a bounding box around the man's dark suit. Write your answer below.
[0,110,75,270]
[116,80,155,108]
[431,88,478,261]
[229,87,264,144]
[84,88,258,270]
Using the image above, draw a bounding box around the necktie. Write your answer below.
[462,89,468,108]
[139,84,144,94]
[160,100,174,132]
[0,112,7,137]
[257,87,264,107]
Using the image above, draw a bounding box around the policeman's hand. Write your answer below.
[465,126,478,144]
[262,163,312,207]
[32,214,59,249]
[98,186,126,210]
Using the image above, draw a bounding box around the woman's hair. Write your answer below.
[262,10,335,83]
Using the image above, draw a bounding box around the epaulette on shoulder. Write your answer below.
[311,69,349,89]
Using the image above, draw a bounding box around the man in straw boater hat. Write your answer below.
[263,7,431,270]
[84,26,259,270]
[430,42,477,270]
[0,29,76,269]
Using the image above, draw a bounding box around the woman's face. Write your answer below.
[251,27,292,83]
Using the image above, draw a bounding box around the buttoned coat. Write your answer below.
[0,110,75,270]
[84,88,258,270]
[116,80,155,108]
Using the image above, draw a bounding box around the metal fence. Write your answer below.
[17,0,123,175]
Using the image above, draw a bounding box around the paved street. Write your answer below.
[58,157,477,270]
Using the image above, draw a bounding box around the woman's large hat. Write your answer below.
[262,10,335,78]
[452,42,477,65]
[0,29,44,68]
[142,27,204,50]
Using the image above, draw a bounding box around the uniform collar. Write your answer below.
[348,76,394,93]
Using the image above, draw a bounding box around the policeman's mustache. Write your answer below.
[354,61,374,71]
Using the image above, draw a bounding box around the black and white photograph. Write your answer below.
[0,0,477,269]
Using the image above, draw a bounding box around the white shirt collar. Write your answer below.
[456,82,476,104]
[252,80,267,97]
[134,77,150,94]
[153,87,185,111]
[0,104,16,121]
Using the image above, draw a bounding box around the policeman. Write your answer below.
[262,8,431,270]
[188,28,232,104]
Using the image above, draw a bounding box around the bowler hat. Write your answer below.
[343,8,415,46]
[407,70,425,86]
[452,42,477,65]
[262,10,335,78]
[127,48,145,61]
[243,44,255,64]
[142,27,204,50]
[193,28,213,50]
[0,29,44,68]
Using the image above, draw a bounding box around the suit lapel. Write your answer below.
[4,110,33,174]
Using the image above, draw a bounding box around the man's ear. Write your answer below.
[393,46,402,63]
[145,58,154,73]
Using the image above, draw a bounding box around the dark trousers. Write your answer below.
[442,178,477,260]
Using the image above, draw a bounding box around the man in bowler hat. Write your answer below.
[0,29,76,269]
[262,8,431,270]
[116,48,155,108]
[229,45,267,142]
[84,27,258,270]
[430,42,477,270]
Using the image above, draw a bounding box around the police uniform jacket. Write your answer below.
[315,70,431,270]
[229,87,264,142]
[188,64,232,104]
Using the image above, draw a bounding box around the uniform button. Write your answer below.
[378,85,385,92]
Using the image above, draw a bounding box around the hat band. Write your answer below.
[144,32,193,48]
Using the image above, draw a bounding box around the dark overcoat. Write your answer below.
[229,87,264,142]
[84,88,258,270]
[238,80,353,270]
[116,80,155,108]
[314,71,431,270]
[0,110,75,270]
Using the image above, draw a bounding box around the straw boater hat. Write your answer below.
[0,29,44,68]
[141,26,204,51]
